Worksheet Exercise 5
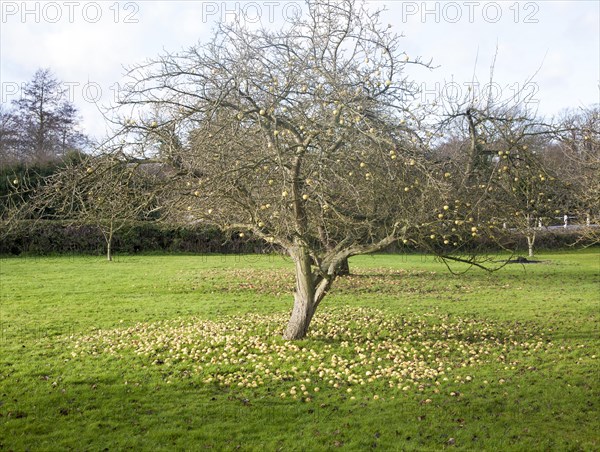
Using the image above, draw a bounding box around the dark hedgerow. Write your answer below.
[0,221,273,256]
[1,220,593,256]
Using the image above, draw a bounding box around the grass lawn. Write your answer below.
[0,250,598,450]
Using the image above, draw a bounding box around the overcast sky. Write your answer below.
[1,0,599,139]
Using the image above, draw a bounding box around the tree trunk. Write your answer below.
[283,245,316,340]
[281,237,396,340]
[526,233,535,258]
[463,108,483,184]
[335,257,350,276]
[106,224,114,261]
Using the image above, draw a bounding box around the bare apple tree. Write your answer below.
[106,0,482,339]
[12,153,161,260]
[433,69,573,258]
[553,106,600,243]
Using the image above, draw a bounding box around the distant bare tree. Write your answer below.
[14,153,161,260]
[4,68,88,163]
[553,106,600,243]
[432,64,572,258]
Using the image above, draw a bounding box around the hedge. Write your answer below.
[0,221,272,256]
[0,221,594,256]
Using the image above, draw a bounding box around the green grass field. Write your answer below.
[1,250,598,451]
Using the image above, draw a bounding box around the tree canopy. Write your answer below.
[105,0,479,338]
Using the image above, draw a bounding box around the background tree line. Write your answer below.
[2,70,597,259]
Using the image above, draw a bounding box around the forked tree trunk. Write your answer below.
[282,236,396,340]
[283,246,316,340]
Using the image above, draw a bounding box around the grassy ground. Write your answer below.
[0,250,598,451]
